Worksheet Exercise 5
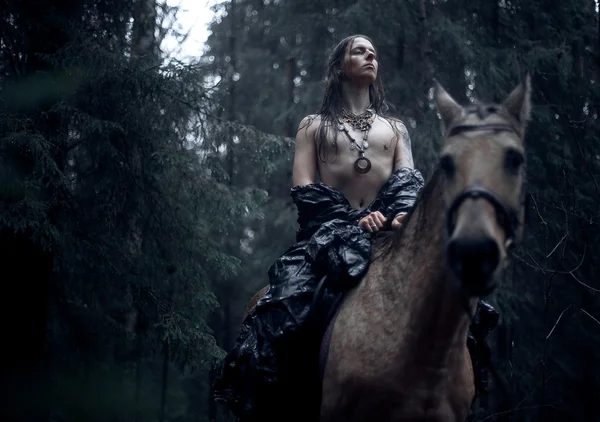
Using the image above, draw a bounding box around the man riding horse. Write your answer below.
[213,34,499,421]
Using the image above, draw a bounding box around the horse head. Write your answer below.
[433,76,531,297]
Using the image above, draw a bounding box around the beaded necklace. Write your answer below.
[338,107,375,174]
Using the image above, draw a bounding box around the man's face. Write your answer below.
[342,37,378,84]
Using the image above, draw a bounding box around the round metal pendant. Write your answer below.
[354,156,371,174]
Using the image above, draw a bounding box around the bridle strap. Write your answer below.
[447,186,517,405]
[445,122,523,246]
[444,121,522,406]
[448,123,519,137]
[446,187,516,246]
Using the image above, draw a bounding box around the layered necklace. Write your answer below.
[338,107,375,174]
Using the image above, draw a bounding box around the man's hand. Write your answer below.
[359,211,387,233]
[391,212,408,230]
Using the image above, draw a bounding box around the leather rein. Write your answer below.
[444,122,525,403]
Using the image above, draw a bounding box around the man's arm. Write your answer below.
[393,121,415,171]
[292,115,319,187]
[390,120,415,230]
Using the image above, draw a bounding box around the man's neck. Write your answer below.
[341,82,371,115]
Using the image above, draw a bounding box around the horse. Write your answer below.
[319,76,531,421]
[239,76,531,421]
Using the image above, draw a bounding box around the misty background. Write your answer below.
[0,0,599,421]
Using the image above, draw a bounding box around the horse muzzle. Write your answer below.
[445,186,515,296]
[447,234,500,296]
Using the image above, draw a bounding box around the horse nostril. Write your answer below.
[447,237,500,295]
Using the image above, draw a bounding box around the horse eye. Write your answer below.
[440,154,455,176]
[505,148,524,172]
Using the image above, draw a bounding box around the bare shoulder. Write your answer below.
[293,114,320,186]
[297,114,321,137]
[376,115,409,140]
[386,117,409,136]
[388,117,414,169]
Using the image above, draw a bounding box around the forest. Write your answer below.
[0,0,598,421]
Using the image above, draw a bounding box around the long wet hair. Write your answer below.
[301,34,400,163]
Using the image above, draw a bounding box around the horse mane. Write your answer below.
[372,165,443,262]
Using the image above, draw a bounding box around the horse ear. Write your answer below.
[433,79,463,131]
[502,74,532,128]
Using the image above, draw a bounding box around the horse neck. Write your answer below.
[380,170,476,366]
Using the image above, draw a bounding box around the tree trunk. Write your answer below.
[417,0,432,97]
[208,307,221,422]
[132,0,157,58]
[285,55,297,137]
[159,340,170,422]
[227,0,237,180]
[134,332,143,422]
[0,2,80,420]
[208,1,238,420]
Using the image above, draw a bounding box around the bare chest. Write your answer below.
[317,117,399,209]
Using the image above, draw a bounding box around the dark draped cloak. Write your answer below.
[213,168,497,420]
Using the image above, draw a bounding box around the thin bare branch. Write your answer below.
[565,246,586,273]
[513,252,545,272]
[479,405,557,421]
[546,232,569,259]
[546,304,573,340]
[526,251,544,272]
[536,198,597,225]
[512,374,553,410]
[581,308,600,326]
[569,272,600,293]
[514,246,586,275]
[529,193,546,225]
